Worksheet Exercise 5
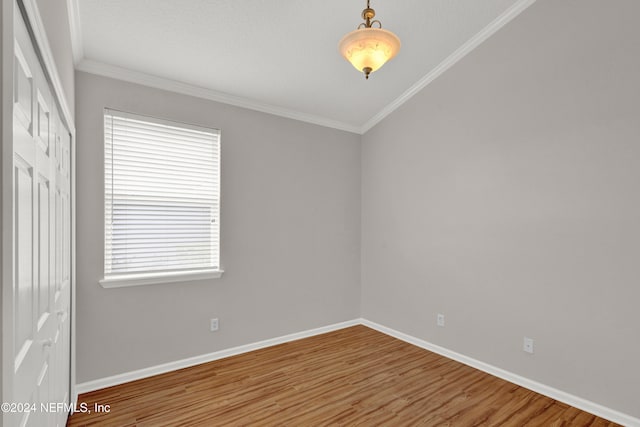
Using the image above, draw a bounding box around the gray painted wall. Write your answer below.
[361,0,640,418]
[75,71,361,383]
[36,0,74,115]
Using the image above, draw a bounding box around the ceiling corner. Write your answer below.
[75,59,363,134]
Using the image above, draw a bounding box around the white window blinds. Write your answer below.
[104,109,220,278]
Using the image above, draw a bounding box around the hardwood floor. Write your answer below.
[67,325,619,426]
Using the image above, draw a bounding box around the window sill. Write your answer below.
[99,269,224,288]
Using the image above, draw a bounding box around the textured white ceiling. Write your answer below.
[74,0,527,132]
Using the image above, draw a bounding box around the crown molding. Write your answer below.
[71,0,537,136]
[76,59,361,134]
[360,0,538,134]
[69,0,359,133]
[66,0,83,65]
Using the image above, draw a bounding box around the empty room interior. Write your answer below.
[2,0,639,426]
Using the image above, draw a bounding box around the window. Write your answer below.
[100,109,221,287]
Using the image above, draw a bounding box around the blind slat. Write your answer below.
[107,116,217,140]
[107,145,218,166]
[107,265,218,275]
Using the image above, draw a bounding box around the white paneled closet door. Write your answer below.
[10,5,72,427]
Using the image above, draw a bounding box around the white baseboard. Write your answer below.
[360,319,640,427]
[75,317,639,427]
[75,318,360,395]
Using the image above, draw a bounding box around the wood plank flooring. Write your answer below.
[67,325,620,426]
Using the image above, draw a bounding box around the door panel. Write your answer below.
[14,156,34,371]
[13,42,33,136]
[35,89,50,154]
[37,176,50,331]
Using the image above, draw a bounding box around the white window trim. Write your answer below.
[99,269,224,288]
[101,109,222,288]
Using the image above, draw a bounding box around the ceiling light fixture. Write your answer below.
[338,0,401,80]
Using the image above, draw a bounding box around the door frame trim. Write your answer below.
[1,0,16,418]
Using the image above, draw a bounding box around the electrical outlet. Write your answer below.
[210,318,219,332]
[523,337,534,354]
[437,314,445,327]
